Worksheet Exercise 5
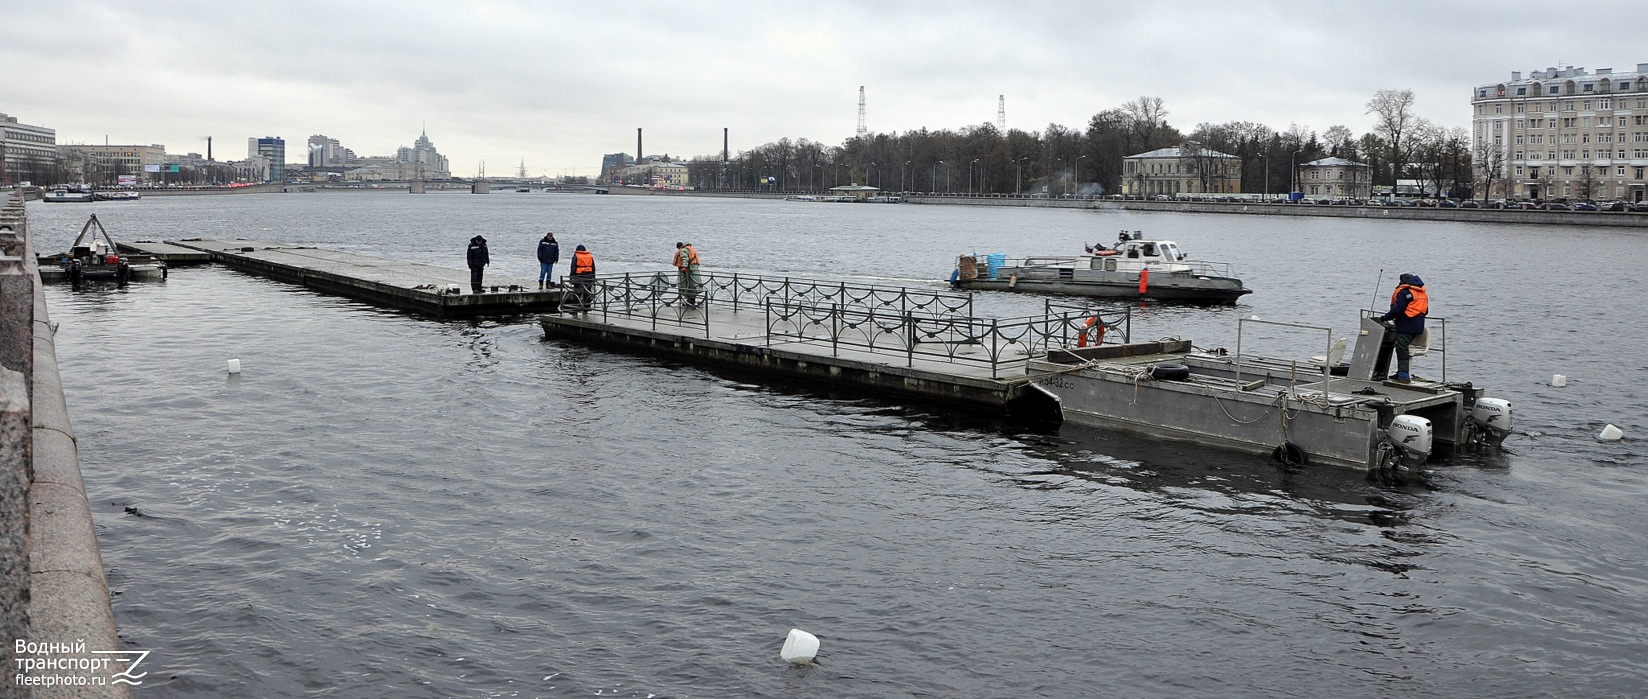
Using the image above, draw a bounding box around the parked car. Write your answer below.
[1438,200,1459,208]
[1574,202,1598,211]
[1460,200,1480,209]
[1518,201,1545,210]
[1630,201,1648,212]
[1545,202,1572,211]
[1598,201,1626,212]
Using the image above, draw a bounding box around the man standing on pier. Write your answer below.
[467,235,490,294]
[673,241,701,306]
[537,232,560,289]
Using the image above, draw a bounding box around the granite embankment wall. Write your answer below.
[1,194,131,698]
[606,186,1648,229]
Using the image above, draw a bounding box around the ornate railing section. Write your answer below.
[562,272,1129,378]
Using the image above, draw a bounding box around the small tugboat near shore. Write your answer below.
[951,230,1251,303]
[1026,310,1512,479]
[37,214,167,284]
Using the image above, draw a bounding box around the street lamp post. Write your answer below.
[868,161,876,189]
[1291,148,1302,201]
[1015,157,1027,195]
[1075,154,1088,197]
[903,160,911,193]
[933,161,942,193]
[1055,158,1064,196]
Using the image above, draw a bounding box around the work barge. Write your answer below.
[115,239,1510,473]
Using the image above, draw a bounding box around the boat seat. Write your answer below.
[1309,338,1348,366]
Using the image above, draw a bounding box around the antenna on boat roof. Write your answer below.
[1369,268,1385,310]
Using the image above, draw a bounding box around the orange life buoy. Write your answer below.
[1076,316,1105,347]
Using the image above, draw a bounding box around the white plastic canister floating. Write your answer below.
[780,628,819,664]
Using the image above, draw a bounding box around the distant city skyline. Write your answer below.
[4,1,1645,176]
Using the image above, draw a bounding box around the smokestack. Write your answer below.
[207,136,213,161]
[723,128,728,163]
[637,128,643,163]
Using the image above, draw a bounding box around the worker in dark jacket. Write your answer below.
[536,233,560,288]
[1378,273,1428,382]
[467,235,490,294]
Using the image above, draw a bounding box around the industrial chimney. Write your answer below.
[637,128,643,163]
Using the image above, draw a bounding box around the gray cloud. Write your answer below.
[3,0,1640,175]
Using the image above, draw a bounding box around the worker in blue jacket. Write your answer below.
[467,235,489,294]
[537,232,560,288]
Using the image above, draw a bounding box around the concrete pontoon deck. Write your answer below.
[116,240,212,265]
[167,239,564,317]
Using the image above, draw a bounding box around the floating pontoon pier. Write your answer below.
[167,239,563,317]
[115,240,212,265]
[538,272,1107,415]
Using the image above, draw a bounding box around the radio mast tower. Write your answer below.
[856,86,867,137]
[997,95,1006,131]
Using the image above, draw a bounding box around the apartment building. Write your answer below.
[1472,63,1648,202]
[1,112,56,185]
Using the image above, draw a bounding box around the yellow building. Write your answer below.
[1299,157,1373,199]
[1121,146,1241,196]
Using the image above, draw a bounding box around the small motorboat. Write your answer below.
[37,214,167,284]
[951,230,1251,303]
[41,186,95,203]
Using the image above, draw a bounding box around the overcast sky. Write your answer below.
[5,1,1643,177]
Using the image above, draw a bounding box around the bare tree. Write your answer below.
[1323,125,1356,159]
[1410,119,1446,198]
[1367,89,1419,193]
[1576,164,1599,202]
[1474,139,1505,203]
[1122,96,1172,151]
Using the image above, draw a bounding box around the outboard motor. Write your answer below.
[1383,414,1434,469]
[1467,397,1514,448]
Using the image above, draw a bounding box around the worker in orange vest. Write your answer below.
[673,242,702,306]
[565,244,596,313]
[1378,273,1428,382]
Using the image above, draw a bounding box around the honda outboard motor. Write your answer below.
[1385,414,1434,468]
[1468,397,1514,447]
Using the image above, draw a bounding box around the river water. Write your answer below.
[29,193,1648,697]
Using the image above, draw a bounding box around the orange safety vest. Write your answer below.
[673,245,700,269]
[572,249,594,274]
[1391,284,1428,317]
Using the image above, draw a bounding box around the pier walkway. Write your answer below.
[167,239,564,317]
[115,240,211,265]
[539,272,1124,416]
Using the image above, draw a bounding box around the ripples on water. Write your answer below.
[30,195,1648,697]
